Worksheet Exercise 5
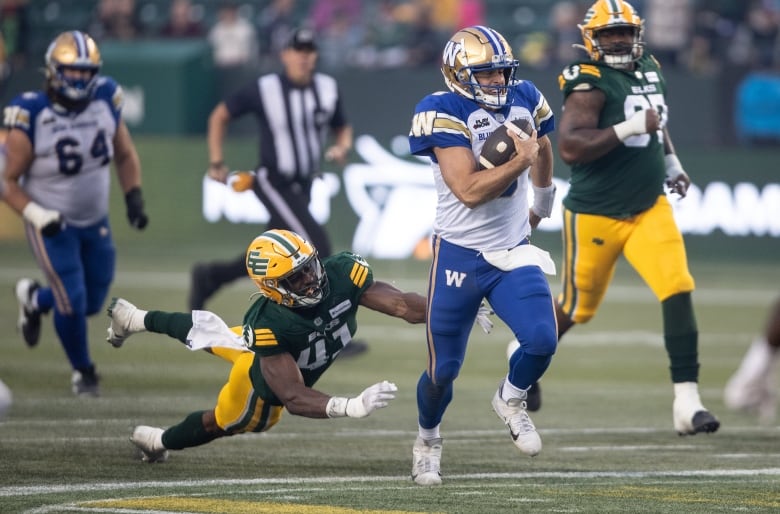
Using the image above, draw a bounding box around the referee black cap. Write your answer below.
[286,28,317,51]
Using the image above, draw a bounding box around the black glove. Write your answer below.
[41,217,63,237]
[124,187,149,230]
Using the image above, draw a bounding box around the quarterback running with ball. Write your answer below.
[408,25,558,485]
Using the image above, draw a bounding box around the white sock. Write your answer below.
[129,308,148,332]
[500,376,527,402]
[418,424,440,440]
[674,381,705,410]
[153,429,166,451]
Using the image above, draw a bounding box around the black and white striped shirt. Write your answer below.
[225,72,348,183]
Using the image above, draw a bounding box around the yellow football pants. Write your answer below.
[558,195,695,324]
[209,334,284,433]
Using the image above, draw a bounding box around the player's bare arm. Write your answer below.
[206,102,231,182]
[261,351,332,418]
[324,124,353,165]
[559,88,659,164]
[435,130,538,209]
[113,120,142,192]
[359,280,426,324]
[528,135,554,228]
[0,128,34,213]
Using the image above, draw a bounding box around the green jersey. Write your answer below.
[558,54,667,217]
[241,251,373,405]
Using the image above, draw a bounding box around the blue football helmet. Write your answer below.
[441,26,519,109]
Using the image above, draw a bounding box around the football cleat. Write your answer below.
[723,338,777,422]
[71,367,100,397]
[15,278,42,348]
[672,382,720,435]
[492,380,541,456]
[106,297,146,348]
[525,381,542,412]
[188,262,218,311]
[337,339,369,359]
[412,436,443,486]
[130,425,169,463]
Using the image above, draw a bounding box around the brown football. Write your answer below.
[478,118,534,170]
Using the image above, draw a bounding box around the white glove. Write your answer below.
[22,201,63,237]
[325,380,398,418]
[475,302,494,334]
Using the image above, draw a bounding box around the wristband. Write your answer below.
[664,154,683,177]
[531,183,556,218]
[209,161,224,169]
[612,111,647,141]
[325,396,349,418]
[22,201,62,234]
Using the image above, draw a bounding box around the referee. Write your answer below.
[189,28,362,355]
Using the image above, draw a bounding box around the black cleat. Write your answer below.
[15,278,42,347]
[525,381,542,412]
[72,365,100,397]
[338,339,369,359]
[188,263,217,311]
[690,410,720,435]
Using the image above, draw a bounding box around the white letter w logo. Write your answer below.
[444,270,467,287]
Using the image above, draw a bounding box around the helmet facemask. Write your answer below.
[271,253,329,308]
[588,25,643,69]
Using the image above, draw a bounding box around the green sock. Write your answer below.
[662,292,699,383]
[161,411,219,450]
[144,311,194,344]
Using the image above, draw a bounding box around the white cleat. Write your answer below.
[106,297,146,348]
[411,436,443,486]
[724,338,777,423]
[491,381,541,456]
[130,425,169,463]
[673,382,720,435]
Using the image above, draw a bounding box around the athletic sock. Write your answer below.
[145,311,194,344]
[662,292,700,383]
[161,410,220,450]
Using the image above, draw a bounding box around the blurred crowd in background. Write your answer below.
[0,0,779,78]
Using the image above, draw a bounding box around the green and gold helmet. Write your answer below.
[245,229,328,308]
[578,0,644,68]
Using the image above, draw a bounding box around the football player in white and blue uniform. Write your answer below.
[408,25,558,485]
[1,30,148,396]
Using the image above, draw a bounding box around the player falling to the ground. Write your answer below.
[107,228,492,462]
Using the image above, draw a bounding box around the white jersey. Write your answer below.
[4,77,123,227]
[408,81,554,251]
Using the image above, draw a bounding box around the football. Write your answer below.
[478,118,534,170]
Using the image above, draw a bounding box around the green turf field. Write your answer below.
[1,137,778,513]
